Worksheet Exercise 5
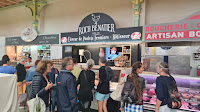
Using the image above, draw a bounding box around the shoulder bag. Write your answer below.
[83,70,96,95]
[110,75,128,102]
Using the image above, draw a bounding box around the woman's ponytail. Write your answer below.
[158,62,177,90]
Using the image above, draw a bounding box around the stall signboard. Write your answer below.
[6,34,59,45]
[61,13,142,44]
[144,10,200,42]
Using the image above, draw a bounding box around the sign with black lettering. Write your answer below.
[61,27,142,44]
[61,13,142,44]
[6,34,59,45]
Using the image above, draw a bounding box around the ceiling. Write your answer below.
[0,0,49,11]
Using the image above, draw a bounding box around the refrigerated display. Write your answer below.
[141,73,200,112]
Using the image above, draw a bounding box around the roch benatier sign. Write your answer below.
[61,13,142,44]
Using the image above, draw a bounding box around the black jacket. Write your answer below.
[56,69,78,112]
[121,76,145,104]
[97,66,110,94]
[31,72,50,107]
[77,70,95,101]
[16,63,26,82]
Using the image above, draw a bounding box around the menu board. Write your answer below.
[6,34,59,45]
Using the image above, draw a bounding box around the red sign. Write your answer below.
[61,37,67,43]
[145,30,200,40]
[144,11,200,41]
[121,73,125,77]
[131,32,141,39]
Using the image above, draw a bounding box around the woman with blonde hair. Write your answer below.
[31,60,53,112]
[77,59,95,112]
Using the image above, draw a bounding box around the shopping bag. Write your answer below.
[19,93,28,107]
[110,74,128,102]
[27,94,46,112]
[110,83,124,102]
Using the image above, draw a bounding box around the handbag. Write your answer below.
[110,74,128,102]
[27,94,46,112]
[19,93,28,107]
[79,100,91,110]
[110,83,124,101]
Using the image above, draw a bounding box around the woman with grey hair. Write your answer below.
[77,59,95,112]
[155,62,178,112]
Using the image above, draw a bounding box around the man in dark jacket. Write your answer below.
[16,58,27,98]
[56,57,78,112]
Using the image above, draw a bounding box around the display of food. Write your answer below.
[114,56,128,67]
[143,96,150,102]
[182,92,193,99]
[193,94,200,101]
[141,74,200,112]
[181,101,189,109]
[148,90,156,96]
[149,98,156,104]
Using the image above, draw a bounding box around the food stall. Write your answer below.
[60,12,143,111]
[5,34,60,67]
[142,10,200,112]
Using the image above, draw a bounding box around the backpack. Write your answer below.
[121,79,142,105]
[105,66,113,81]
[167,84,182,109]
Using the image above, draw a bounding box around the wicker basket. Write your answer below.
[114,56,128,67]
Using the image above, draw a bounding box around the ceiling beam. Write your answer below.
[5,0,18,4]
[19,0,32,2]
[19,0,29,2]
[0,1,9,5]
[0,0,54,11]
[0,1,33,11]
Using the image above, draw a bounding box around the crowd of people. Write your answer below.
[0,55,179,112]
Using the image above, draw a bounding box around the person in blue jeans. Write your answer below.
[95,57,110,112]
[47,64,59,112]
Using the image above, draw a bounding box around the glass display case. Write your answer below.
[141,73,200,112]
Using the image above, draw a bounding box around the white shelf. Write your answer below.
[38,49,51,51]
[38,55,50,57]
[122,45,131,67]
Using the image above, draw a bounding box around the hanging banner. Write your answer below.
[6,34,59,45]
[61,13,142,44]
[144,10,200,42]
